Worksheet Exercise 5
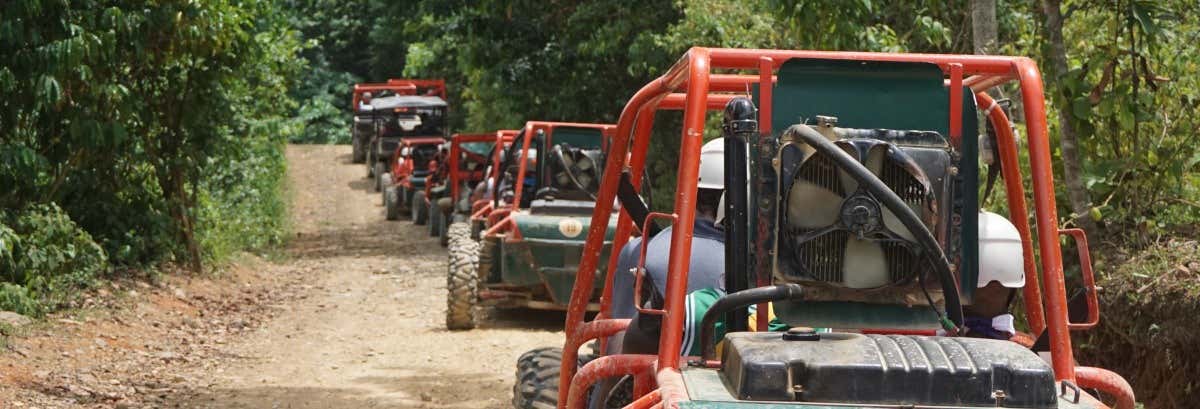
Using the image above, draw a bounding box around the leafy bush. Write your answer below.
[0,204,107,316]
[0,1,302,315]
[293,92,351,144]
[284,0,375,144]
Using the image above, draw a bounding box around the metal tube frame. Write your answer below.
[559,47,1132,408]
[445,133,499,205]
[351,79,447,109]
[469,130,517,220]
[483,122,615,243]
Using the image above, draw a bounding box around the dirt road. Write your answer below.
[0,144,564,408]
[183,145,565,408]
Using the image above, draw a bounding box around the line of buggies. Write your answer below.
[350,79,618,331]
[350,42,1135,409]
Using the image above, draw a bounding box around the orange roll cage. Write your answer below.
[480,121,615,241]
[350,78,447,109]
[470,130,519,224]
[559,47,1131,408]
[444,133,503,203]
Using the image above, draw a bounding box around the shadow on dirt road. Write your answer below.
[170,145,566,408]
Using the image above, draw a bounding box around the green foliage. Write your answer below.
[289,57,356,143]
[1,0,301,312]
[392,1,680,131]
[284,0,382,144]
[0,204,107,316]
[1039,0,1200,238]
[0,283,41,319]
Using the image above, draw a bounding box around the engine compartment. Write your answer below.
[719,331,1057,408]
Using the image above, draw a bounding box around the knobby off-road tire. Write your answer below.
[470,221,483,241]
[513,347,568,409]
[428,202,441,237]
[397,186,409,213]
[445,222,479,330]
[411,191,428,225]
[439,213,457,247]
[352,136,366,163]
[367,151,376,178]
[372,162,386,191]
[476,236,496,284]
[378,173,392,206]
[384,186,401,220]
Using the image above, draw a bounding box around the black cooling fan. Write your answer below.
[782,139,935,288]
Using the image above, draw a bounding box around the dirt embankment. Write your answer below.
[0,144,565,408]
[1079,239,1200,409]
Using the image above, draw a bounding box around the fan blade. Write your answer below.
[864,146,885,176]
[555,172,571,186]
[577,173,593,188]
[838,168,856,194]
[577,155,593,171]
[787,179,844,229]
[842,238,890,288]
[881,202,920,241]
[837,146,886,194]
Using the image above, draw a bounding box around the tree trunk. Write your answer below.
[1040,0,1098,233]
[174,168,203,275]
[156,162,203,274]
[971,0,997,55]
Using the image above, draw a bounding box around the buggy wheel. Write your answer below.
[411,191,428,225]
[378,173,392,205]
[513,347,566,409]
[470,220,483,241]
[384,186,400,220]
[366,151,376,178]
[477,237,496,284]
[428,202,440,237]
[352,136,366,163]
[445,222,478,330]
[397,186,409,212]
[438,211,451,247]
[372,162,386,192]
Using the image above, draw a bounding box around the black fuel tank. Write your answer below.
[720,332,1056,408]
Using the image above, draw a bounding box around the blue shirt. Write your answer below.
[609,218,725,321]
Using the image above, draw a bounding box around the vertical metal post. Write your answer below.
[722,98,756,333]
[1015,58,1075,382]
[657,48,711,370]
[949,63,964,147]
[975,92,1046,334]
[449,138,461,202]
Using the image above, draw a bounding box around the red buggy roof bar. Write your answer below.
[446,133,502,204]
[351,79,447,108]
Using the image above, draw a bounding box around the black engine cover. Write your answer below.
[720,332,1056,408]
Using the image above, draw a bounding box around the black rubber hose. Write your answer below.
[699,284,805,361]
[783,124,964,331]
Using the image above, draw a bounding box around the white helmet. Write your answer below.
[697,138,724,190]
[977,211,1025,288]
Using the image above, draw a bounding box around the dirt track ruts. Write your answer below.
[180,145,566,408]
[0,144,565,408]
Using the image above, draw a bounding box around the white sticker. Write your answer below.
[558,219,584,238]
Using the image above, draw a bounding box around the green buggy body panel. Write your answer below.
[486,212,618,306]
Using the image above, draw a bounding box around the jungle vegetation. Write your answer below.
[2,1,1196,406]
